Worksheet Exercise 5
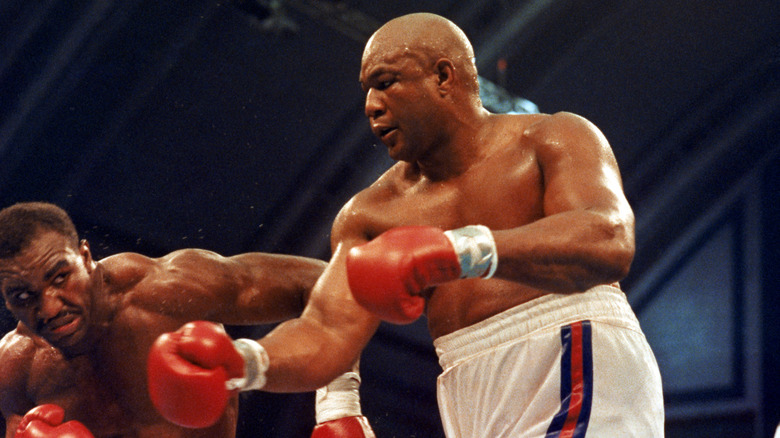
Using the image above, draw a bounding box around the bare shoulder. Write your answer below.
[521,111,609,151]
[523,111,594,131]
[100,249,228,310]
[493,112,547,130]
[332,162,408,246]
[100,250,222,288]
[99,252,157,288]
[0,326,37,372]
[356,161,410,200]
[0,327,36,409]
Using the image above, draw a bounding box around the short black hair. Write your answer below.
[0,202,79,259]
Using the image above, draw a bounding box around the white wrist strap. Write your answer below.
[315,364,362,424]
[226,338,269,391]
[444,225,498,279]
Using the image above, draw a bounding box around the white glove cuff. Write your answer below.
[226,338,269,391]
[444,225,498,279]
[315,370,362,424]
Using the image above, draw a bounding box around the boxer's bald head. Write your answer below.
[362,13,480,97]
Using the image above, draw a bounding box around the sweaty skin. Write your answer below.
[0,229,326,438]
[256,13,634,393]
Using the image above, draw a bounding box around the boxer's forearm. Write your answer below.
[256,244,380,393]
[148,249,326,325]
[259,315,378,393]
[222,252,327,323]
[491,208,634,292]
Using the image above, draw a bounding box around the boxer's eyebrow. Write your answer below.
[1,278,31,302]
[1,278,22,292]
[43,260,69,282]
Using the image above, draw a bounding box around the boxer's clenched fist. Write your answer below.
[147,321,268,428]
[16,404,94,438]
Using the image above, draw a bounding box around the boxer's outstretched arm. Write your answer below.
[112,249,327,325]
[147,218,377,415]
[258,241,381,392]
[147,247,379,425]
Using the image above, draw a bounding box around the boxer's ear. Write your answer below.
[79,239,96,273]
[434,58,456,95]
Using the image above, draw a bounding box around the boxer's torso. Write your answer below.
[0,295,238,437]
[352,113,557,339]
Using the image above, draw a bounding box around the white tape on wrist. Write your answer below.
[315,370,362,424]
[444,225,498,279]
[226,338,269,391]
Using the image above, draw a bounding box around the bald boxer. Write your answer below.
[0,202,373,437]
[151,13,664,437]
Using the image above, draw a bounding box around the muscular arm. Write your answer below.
[492,112,635,292]
[255,208,382,393]
[122,250,327,325]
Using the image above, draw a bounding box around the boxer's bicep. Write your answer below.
[307,242,380,352]
[258,243,380,392]
[222,252,327,323]
[317,200,380,349]
[531,112,630,218]
[252,193,381,392]
[500,112,635,289]
[137,250,236,317]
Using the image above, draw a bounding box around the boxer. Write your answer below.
[148,12,664,437]
[0,202,373,437]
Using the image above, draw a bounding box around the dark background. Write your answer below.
[1,0,778,436]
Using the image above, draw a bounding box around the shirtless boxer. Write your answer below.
[0,202,373,437]
[151,13,664,437]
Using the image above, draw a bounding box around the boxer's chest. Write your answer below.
[28,350,134,434]
[27,308,176,429]
[377,160,543,231]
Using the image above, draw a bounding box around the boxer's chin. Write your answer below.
[49,317,91,357]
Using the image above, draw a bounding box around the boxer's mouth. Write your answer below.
[372,124,397,141]
[379,128,398,144]
[380,127,396,137]
[40,311,82,340]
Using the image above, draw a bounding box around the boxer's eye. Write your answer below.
[52,272,68,286]
[7,287,34,305]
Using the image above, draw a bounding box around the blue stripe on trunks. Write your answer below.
[545,320,593,438]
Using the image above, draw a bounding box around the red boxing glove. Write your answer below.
[147,321,246,428]
[346,225,497,324]
[15,404,94,438]
[311,416,376,438]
